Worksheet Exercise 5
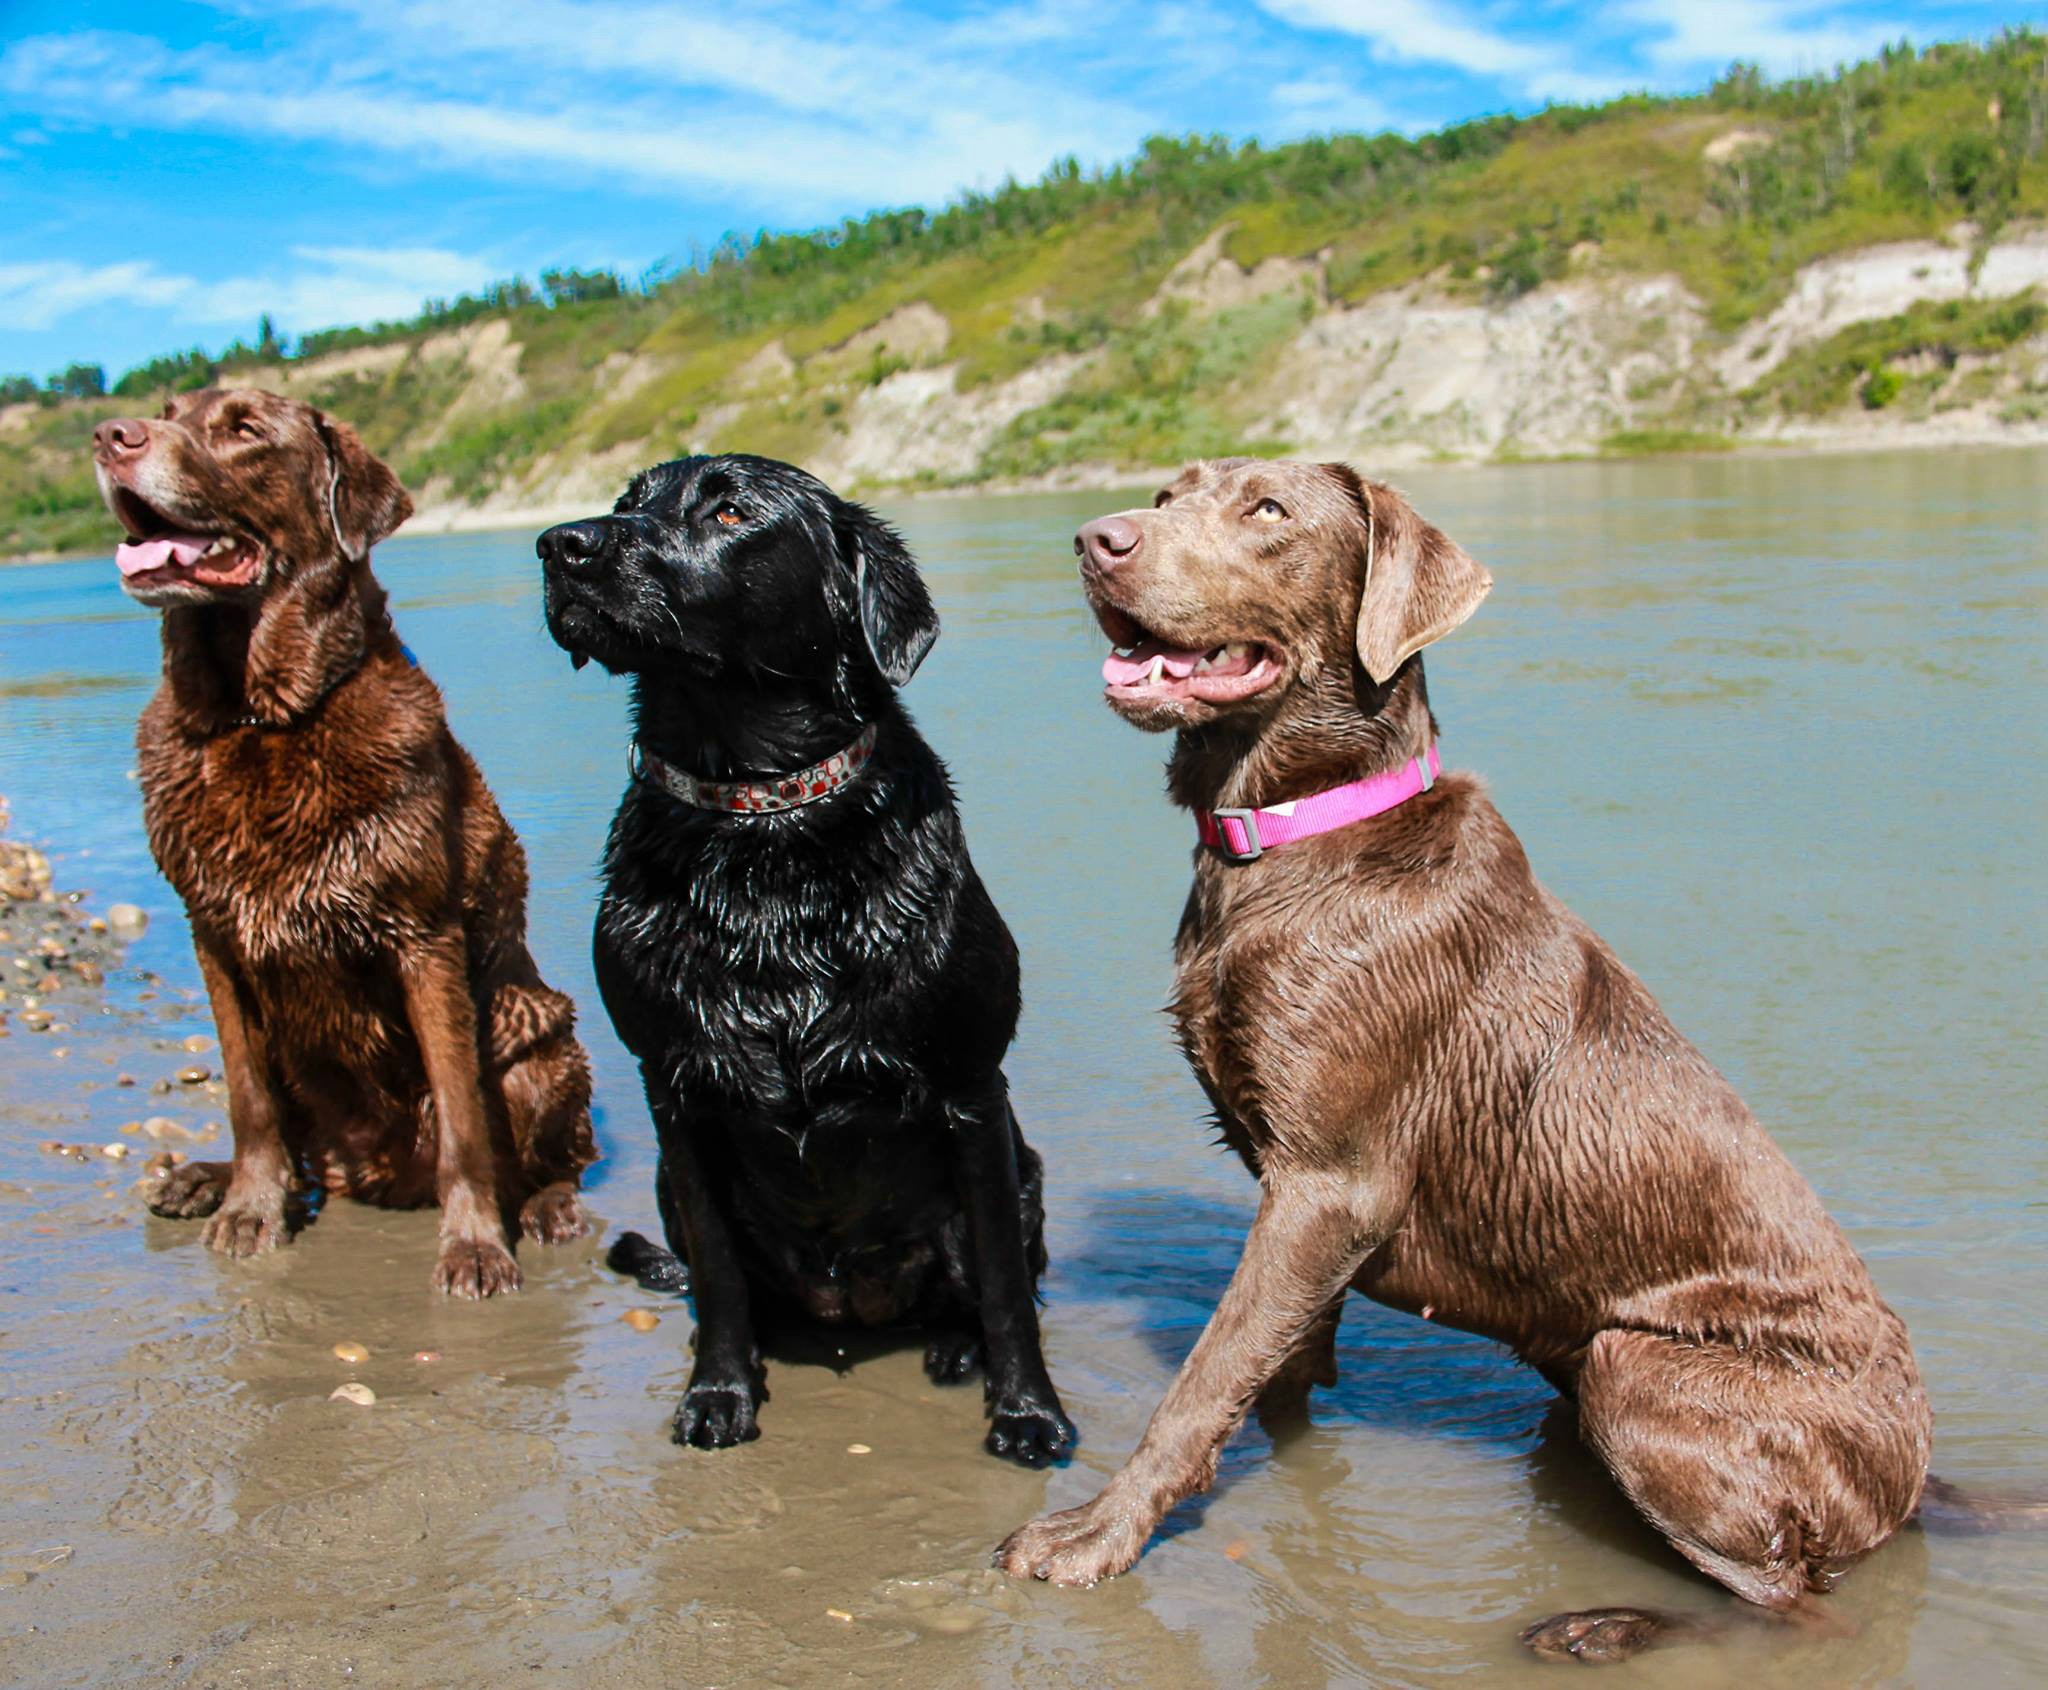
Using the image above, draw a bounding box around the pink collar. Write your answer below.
[632,722,878,814]
[1197,744,1441,862]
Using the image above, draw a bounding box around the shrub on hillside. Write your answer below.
[1861,360,1904,408]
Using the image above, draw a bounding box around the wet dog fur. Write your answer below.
[539,454,1074,1464]
[994,457,1940,1660]
[91,388,595,1297]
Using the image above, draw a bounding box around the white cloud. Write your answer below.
[0,246,499,341]
[0,23,1147,217]
[194,246,503,331]
[1270,75,1395,131]
[1251,0,1917,103]
[1622,0,1911,77]
[0,261,194,332]
[1260,0,1553,78]
[1252,0,1659,104]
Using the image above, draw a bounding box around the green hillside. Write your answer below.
[5,33,2046,559]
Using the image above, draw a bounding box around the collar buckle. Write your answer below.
[1209,807,1265,862]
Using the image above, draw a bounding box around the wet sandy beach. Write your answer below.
[2,449,2044,1686]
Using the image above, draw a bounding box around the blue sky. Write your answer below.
[1,0,2034,380]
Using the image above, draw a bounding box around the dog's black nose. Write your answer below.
[538,520,608,571]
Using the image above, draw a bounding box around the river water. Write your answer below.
[1,446,2043,1686]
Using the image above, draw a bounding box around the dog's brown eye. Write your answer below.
[714,504,742,528]
[1250,498,1287,523]
[234,419,263,441]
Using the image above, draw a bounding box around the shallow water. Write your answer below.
[1,446,2043,1687]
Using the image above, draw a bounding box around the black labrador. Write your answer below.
[538,454,1075,1465]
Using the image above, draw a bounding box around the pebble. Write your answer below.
[333,1342,370,1364]
[88,917,108,934]
[181,1034,214,1053]
[413,1350,441,1364]
[825,1609,854,1623]
[918,1607,983,1635]
[846,1443,872,1456]
[141,1116,195,1141]
[106,903,148,937]
[101,1143,130,1161]
[116,1074,136,1088]
[176,1065,210,1085]
[329,1383,376,1407]
[20,1010,51,1032]
[1223,1539,1249,1562]
[620,1309,660,1332]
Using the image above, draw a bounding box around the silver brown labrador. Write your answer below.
[995,457,1939,1663]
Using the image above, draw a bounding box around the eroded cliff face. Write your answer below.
[430,221,2048,528]
[8,221,2046,557]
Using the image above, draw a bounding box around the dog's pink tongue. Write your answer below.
[115,532,214,578]
[1102,637,1206,686]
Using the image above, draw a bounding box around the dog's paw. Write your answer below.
[433,1236,522,1299]
[518,1183,589,1245]
[986,1394,1077,1468]
[1519,1608,1680,1664]
[924,1331,983,1385]
[200,1196,286,1257]
[605,1231,690,1294]
[993,1495,1146,1586]
[145,1160,230,1219]
[671,1381,761,1449]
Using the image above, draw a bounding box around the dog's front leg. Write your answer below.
[644,1071,763,1448]
[167,923,291,1253]
[948,1084,1076,1466]
[402,927,520,1298]
[995,1173,1379,1585]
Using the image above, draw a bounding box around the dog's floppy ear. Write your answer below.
[837,502,939,687]
[313,409,413,560]
[1324,463,1491,684]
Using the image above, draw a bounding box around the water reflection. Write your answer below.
[0,445,2041,1684]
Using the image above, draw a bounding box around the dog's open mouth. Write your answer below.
[109,487,261,591]
[1094,603,1279,706]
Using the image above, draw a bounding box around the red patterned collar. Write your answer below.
[630,722,879,814]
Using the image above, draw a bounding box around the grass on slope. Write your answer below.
[0,399,126,558]
[1743,292,2048,415]
[974,291,1310,481]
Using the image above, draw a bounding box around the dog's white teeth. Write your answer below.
[1112,643,1138,658]
[1146,655,1166,685]
[1222,641,1250,663]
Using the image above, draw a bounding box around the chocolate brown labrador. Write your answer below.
[994,457,1937,1661]
[90,388,596,1297]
